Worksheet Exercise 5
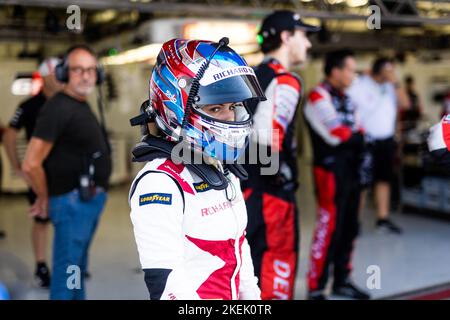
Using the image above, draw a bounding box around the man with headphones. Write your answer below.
[22,45,111,300]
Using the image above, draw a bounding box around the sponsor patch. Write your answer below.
[139,193,172,206]
[201,201,233,217]
[193,182,211,193]
[200,66,255,86]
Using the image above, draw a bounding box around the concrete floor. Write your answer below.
[1,178,450,300]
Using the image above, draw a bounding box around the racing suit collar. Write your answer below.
[131,135,249,190]
[322,80,346,98]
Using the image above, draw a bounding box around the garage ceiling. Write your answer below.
[0,0,449,53]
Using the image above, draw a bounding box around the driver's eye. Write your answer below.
[204,106,220,114]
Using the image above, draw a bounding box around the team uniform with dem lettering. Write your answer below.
[241,57,302,300]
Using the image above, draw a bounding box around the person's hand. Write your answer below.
[30,196,48,219]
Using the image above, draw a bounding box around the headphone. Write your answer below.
[55,44,105,85]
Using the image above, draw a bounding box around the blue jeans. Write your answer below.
[49,188,107,300]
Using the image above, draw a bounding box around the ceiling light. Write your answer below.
[327,0,345,4]
[346,0,368,8]
[183,21,258,45]
[91,10,117,24]
[101,42,259,66]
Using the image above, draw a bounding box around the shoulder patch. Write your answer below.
[139,193,172,206]
[268,61,285,74]
[309,90,324,103]
[193,182,211,193]
[157,159,195,195]
[277,74,300,91]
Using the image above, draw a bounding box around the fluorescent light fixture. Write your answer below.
[346,0,368,7]
[101,42,259,66]
[91,10,117,24]
[182,21,258,45]
[101,43,162,65]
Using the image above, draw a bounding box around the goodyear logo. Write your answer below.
[139,193,172,206]
[193,182,211,193]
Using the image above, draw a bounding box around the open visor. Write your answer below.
[196,73,265,105]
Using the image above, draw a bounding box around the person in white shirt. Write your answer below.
[347,57,410,234]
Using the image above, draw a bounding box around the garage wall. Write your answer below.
[100,62,151,176]
[0,59,37,131]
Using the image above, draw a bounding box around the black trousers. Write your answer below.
[308,162,360,292]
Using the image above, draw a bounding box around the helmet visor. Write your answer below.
[196,73,265,105]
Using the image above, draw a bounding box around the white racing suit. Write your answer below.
[129,157,260,300]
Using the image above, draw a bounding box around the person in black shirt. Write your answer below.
[3,57,62,288]
[22,45,111,300]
